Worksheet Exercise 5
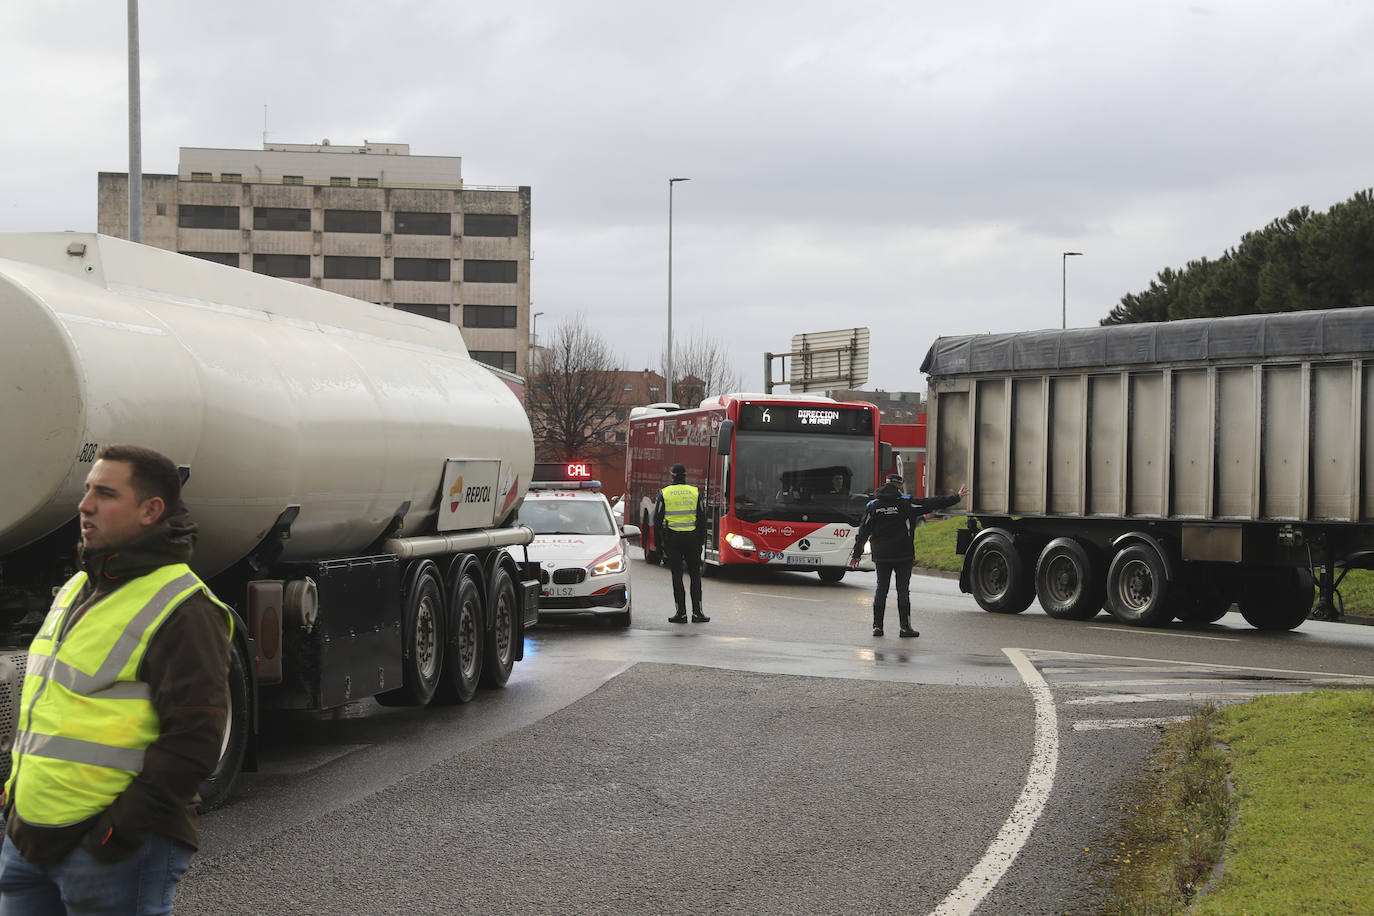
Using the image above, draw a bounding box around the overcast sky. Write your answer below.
[5,1,1373,393]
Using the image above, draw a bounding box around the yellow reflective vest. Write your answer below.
[5,564,233,828]
[661,483,700,532]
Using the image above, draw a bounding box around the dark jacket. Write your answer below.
[850,483,960,564]
[5,506,231,865]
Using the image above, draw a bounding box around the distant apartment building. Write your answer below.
[98,142,532,376]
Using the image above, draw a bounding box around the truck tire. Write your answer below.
[480,567,518,688]
[968,531,1035,614]
[198,639,250,811]
[1239,568,1313,631]
[1105,543,1173,627]
[378,562,444,706]
[642,513,661,565]
[434,570,483,704]
[1034,538,1103,620]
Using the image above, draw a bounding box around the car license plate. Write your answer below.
[546,586,577,597]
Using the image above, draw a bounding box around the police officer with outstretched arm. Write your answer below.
[655,464,709,623]
[848,474,967,637]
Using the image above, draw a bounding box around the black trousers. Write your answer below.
[664,531,703,614]
[872,559,914,627]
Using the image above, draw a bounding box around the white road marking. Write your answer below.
[1060,677,1301,689]
[739,591,828,603]
[1065,690,1305,705]
[929,648,1058,916]
[1073,716,1191,731]
[1086,626,1240,642]
[1025,648,1374,682]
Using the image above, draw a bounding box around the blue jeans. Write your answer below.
[0,833,193,916]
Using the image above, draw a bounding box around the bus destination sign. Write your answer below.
[736,404,873,435]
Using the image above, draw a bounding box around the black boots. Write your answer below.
[692,613,710,623]
[668,613,688,623]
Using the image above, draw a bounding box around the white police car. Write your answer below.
[518,475,639,627]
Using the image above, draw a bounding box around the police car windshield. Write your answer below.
[517,498,615,535]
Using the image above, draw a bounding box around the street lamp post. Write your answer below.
[667,177,690,403]
[1062,251,1083,329]
[530,310,544,371]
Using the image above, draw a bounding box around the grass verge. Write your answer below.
[1097,689,1374,914]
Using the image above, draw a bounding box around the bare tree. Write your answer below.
[528,315,623,462]
[660,328,744,406]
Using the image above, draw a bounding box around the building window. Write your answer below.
[462,305,517,328]
[253,254,310,278]
[178,205,239,230]
[463,259,518,283]
[324,256,381,279]
[282,175,304,185]
[330,176,351,187]
[395,303,451,322]
[323,209,381,233]
[394,258,451,281]
[358,177,379,188]
[190,171,212,183]
[471,350,517,373]
[253,207,311,231]
[394,211,451,235]
[221,172,242,183]
[463,213,519,237]
[181,251,239,267]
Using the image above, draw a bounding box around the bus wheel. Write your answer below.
[1105,544,1172,627]
[817,567,846,584]
[435,570,483,704]
[968,532,1034,613]
[198,639,250,811]
[379,561,445,706]
[480,566,518,688]
[642,514,661,565]
[1239,568,1313,631]
[1034,538,1102,620]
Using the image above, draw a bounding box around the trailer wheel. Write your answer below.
[198,639,250,812]
[1105,544,1173,627]
[434,571,483,704]
[642,513,661,565]
[379,562,444,706]
[480,567,518,688]
[968,532,1035,613]
[1034,538,1103,620]
[817,568,846,584]
[1239,568,1313,631]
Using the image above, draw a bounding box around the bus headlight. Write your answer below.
[724,533,756,551]
[590,554,626,576]
[862,541,872,555]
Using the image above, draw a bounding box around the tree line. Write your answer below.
[1104,188,1374,325]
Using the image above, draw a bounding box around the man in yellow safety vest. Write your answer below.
[654,464,709,623]
[0,444,232,914]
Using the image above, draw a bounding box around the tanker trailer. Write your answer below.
[924,307,1374,632]
[0,232,539,808]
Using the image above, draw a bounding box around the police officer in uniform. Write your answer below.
[849,473,967,637]
[655,464,709,623]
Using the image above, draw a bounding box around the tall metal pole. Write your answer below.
[667,177,690,403]
[1061,251,1082,329]
[127,0,143,242]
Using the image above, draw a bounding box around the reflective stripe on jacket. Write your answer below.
[6,564,233,828]
[661,484,700,532]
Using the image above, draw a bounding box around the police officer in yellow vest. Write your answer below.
[654,464,709,623]
[0,445,232,915]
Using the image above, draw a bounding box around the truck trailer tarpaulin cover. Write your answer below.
[920,306,1374,378]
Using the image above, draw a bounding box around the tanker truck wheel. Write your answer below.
[1105,544,1173,627]
[378,562,445,706]
[1239,568,1313,630]
[435,570,483,704]
[968,531,1035,613]
[480,567,518,688]
[198,640,250,811]
[1034,538,1103,620]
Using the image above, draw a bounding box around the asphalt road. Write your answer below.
[178,559,1374,915]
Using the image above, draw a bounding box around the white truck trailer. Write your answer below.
[0,233,540,807]
[923,307,1374,630]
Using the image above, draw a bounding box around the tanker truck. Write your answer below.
[923,306,1374,631]
[0,233,540,808]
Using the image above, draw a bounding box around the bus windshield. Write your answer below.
[732,431,875,525]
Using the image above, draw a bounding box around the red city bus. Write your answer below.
[625,394,889,583]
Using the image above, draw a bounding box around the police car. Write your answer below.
[518,464,639,627]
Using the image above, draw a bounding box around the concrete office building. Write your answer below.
[98,142,532,376]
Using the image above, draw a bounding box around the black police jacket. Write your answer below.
[850,483,959,563]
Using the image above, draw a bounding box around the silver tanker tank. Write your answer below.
[0,232,534,575]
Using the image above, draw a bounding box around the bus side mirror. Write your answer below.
[880,441,893,474]
[717,420,734,456]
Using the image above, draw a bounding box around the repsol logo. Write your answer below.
[463,485,493,503]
